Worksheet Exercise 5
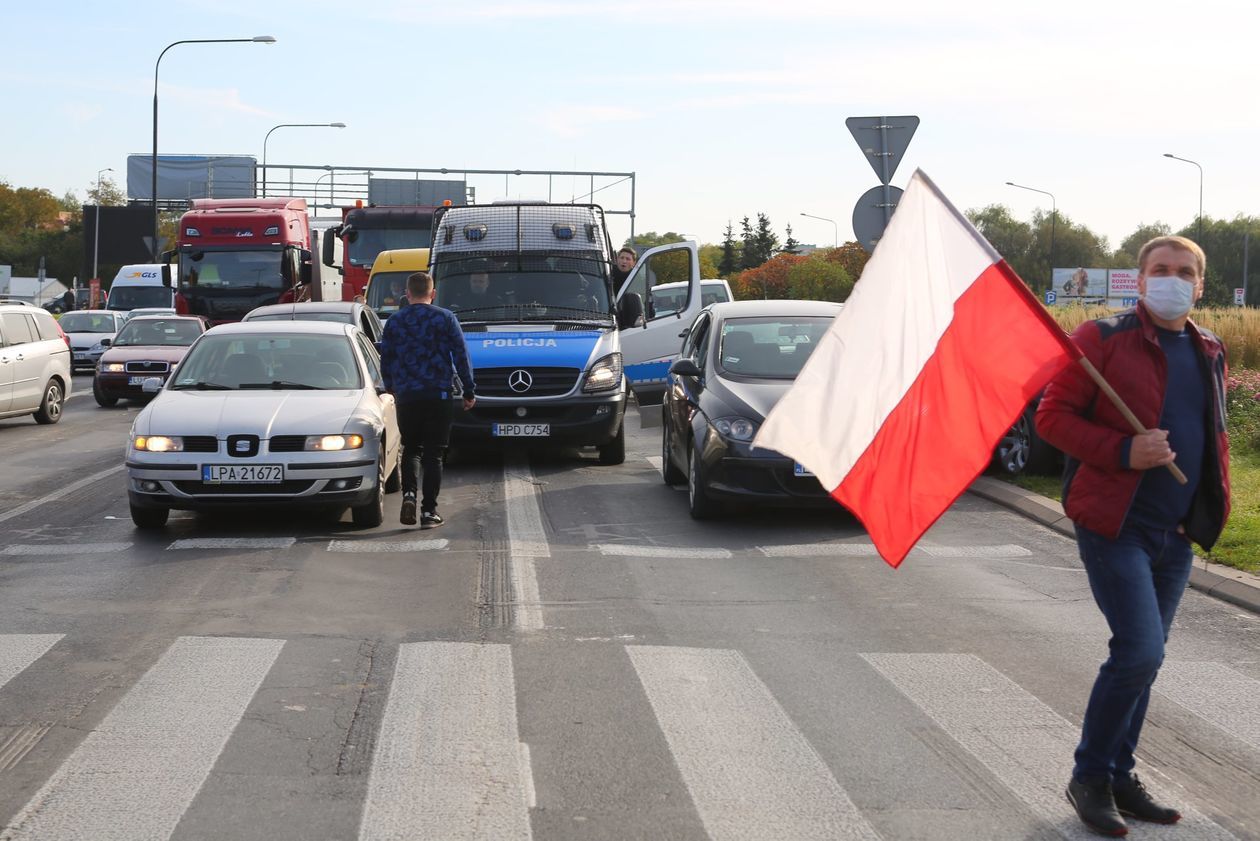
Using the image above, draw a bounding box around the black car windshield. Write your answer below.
[58,312,117,333]
[717,316,834,379]
[171,333,363,390]
[435,270,611,323]
[113,319,203,347]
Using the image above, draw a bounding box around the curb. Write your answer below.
[969,476,1260,615]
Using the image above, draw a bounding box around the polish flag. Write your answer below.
[753,170,1079,567]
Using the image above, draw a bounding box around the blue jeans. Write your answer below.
[1073,523,1194,782]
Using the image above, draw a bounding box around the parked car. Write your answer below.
[125,321,400,529]
[241,301,384,344]
[990,398,1061,476]
[661,299,844,518]
[0,303,72,424]
[58,310,127,372]
[648,279,733,319]
[93,316,208,406]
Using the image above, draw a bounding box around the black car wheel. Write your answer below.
[130,502,169,529]
[661,411,685,485]
[687,439,720,520]
[351,449,386,528]
[991,409,1032,476]
[33,379,64,424]
[598,421,626,466]
[93,377,119,407]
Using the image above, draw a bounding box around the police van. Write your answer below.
[429,203,702,464]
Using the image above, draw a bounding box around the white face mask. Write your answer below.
[1142,275,1196,320]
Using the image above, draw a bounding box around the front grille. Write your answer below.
[470,405,581,421]
[269,435,306,452]
[125,360,170,374]
[475,367,580,398]
[182,436,218,453]
[173,480,315,495]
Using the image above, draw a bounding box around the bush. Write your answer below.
[1226,369,1260,456]
[786,259,853,302]
[1048,305,1260,370]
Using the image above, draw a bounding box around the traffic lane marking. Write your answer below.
[592,544,733,559]
[504,455,546,632]
[1,543,133,556]
[0,465,124,525]
[1157,661,1260,752]
[167,538,297,551]
[327,539,449,553]
[0,634,64,691]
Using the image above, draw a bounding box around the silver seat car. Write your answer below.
[125,321,400,528]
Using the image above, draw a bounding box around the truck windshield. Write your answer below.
[347,228,433,267]
[177,247,288,323]
[435,270,611,324]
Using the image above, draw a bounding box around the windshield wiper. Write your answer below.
[171,381,232,391]
[238,381,325,390]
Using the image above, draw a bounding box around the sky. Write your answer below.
[6,0,1258,255]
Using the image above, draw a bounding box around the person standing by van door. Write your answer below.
[610,246,637,290]
[379,272,476,528]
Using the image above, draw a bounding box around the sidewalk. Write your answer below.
[970,476,1260,615]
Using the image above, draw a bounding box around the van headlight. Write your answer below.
[306,434,364,451]
[582,353,622,393]
[133,435,183,452]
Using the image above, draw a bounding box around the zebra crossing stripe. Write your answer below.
[627,646,880,841]
[916,544,1032,558]
[359,642,533,841]
[1157,661,1260,752]
[0,636,284,841]
[327,538,449,553]
[167,538,297,550]
[862,653,1239,841]
[759,543,879,557]
[1,543,132,556]
[0,635,63,691]
[593,543,732,559]
[504,456,546,631]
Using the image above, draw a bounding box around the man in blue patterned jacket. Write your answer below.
[379,272,476,528]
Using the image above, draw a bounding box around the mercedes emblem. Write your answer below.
[508,369,533,393]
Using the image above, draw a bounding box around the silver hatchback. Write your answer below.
[0,304,72,424]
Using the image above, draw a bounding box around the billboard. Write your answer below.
[1053,267,1107,299]
[82,206,159,275]
[368,178,467,206]
[127,154,256,201]
[1107,268,1140,309]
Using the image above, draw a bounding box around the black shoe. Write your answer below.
[421,510,444,530]
[1112,774,1181,824]
[1066,777,1128,837]
[400,497,417,526]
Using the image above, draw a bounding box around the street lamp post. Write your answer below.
[1005,181,1056,289]
[93,167,114,283]
[1163,153,1204,242]
[261,123,347,198]
[799,212,838,247]
[152,35,275,260]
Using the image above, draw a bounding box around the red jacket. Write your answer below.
[1035,304,1230,547]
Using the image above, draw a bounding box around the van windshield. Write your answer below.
[108,286,172,310]
[435,270,611,324]
[366,271,414,318]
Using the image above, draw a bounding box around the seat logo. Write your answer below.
[235,440,250,453]
[508,370,533,393]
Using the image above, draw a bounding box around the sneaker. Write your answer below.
[1066,777,1128,837]
[1112,774,1181,824]
[421,510,444,530]
[400,496,417,526]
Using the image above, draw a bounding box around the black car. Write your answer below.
[661,300,845,518]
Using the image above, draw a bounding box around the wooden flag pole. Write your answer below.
[1076,357,1188,485]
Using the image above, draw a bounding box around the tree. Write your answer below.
[697,244,722,279]
[1115,222,1172,266]
[739,216,757,270]
[752,213,779,266]
[821,242,871,280]
[624,231,687,252]
[786,258,853,302]
[781,223,800,255]
[86,175,128,208]
[719,221,739,276]
[733,253,803,300]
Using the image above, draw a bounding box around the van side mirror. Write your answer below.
[617,292,644,330]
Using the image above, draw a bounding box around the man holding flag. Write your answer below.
[1037,236,1230,836]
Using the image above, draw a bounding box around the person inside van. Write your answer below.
[450,272,503,311]
[610,247,637,290]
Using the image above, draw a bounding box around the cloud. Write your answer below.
[158,82,277,118]
[58,102,104,125]
[533,105,644,137]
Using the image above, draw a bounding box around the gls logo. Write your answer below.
[126,272,159,279]
[482,338,558,348]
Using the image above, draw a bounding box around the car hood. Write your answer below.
[138,390,367,437]
[99,345,191,364]
[711,376,794,422]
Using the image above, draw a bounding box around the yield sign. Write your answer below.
[846,116,920,185]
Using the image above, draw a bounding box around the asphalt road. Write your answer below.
[1,375,1258,840]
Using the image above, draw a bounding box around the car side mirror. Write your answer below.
[669,358,702,378]
[99,338,111,347]
[617,292,644,330]
[141,377,164,394]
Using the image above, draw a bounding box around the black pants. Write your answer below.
[397,398,456,512]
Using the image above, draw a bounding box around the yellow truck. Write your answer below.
[364,248,430,321]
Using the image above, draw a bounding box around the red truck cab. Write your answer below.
[321,205,436,301]
[167,198,311,324]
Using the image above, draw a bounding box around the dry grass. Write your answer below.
[1048,305,1260,369]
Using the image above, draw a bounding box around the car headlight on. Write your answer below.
[712,416,758,442]
[133,435,183,452]
[306,434,365,451]
[582,352,623,393]
[101,362,126,373]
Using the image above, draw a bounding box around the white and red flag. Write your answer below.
[753,170,1079,567]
